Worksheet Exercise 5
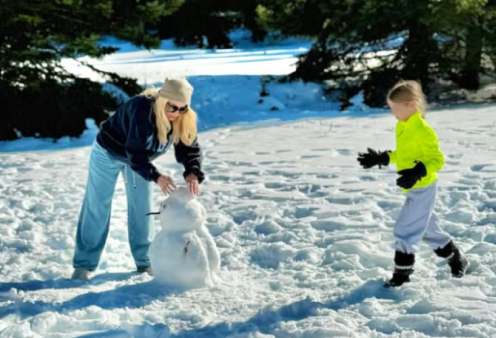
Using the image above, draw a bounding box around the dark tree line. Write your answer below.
[1,0,495,141]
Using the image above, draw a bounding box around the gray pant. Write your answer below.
[394,182,451,254]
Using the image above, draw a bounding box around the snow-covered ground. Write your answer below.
[1,34,496,338]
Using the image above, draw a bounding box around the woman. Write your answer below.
[72,77,205,280]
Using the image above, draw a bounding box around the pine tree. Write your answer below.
[157,0,267,48]
[456,0,496,89]
[0,0,181,140]
[257,0,496,107]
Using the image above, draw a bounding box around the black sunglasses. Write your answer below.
[166,102,189,114]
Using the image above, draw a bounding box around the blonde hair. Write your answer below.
[140,88,198,146]
[387,80,427,117]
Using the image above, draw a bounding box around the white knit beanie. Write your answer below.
[158,77,194,105]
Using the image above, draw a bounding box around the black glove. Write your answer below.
[396,161,427,189]
[183,166,205,184]
[357,148,390,169]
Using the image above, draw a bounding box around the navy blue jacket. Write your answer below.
[97,95,204,183]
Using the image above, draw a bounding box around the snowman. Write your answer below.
[149,187,220,288]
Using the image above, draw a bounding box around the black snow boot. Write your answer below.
[434,240,468,278]
[385,251,415,288]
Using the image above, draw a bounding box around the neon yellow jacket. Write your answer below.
[388,112,445,192]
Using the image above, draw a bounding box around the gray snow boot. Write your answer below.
[71,268,92,280]
[137,266,154,276]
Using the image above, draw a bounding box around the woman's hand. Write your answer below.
[156,175,176,195]
[185,173,200,195]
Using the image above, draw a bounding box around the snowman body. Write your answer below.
[149,188,220,288]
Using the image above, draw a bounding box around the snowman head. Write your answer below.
[157,187,206,232]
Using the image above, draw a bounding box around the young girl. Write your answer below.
[357,80,468,287]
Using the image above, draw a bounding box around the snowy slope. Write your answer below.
[1,35,496,338]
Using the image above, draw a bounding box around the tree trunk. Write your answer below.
[460,21,483,90]
[403,20,435,86]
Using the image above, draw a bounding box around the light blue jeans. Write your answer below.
[73,141,154,271]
